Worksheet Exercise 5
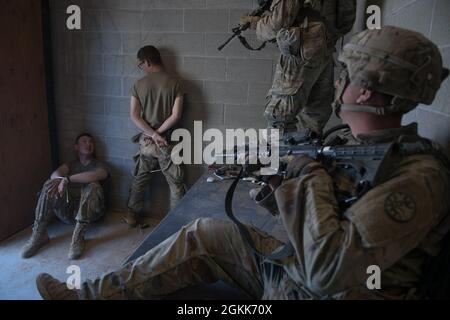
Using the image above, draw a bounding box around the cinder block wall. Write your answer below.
[49,0,282,217]
[378,0,450,154]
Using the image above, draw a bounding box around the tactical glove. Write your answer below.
[239,15,261,30]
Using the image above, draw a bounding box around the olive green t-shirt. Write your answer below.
[130,71,183,128]
[66,159,110,195]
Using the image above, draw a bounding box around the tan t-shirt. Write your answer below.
[130,71,183,128]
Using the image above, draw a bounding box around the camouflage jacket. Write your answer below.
[256,0,356,43]
[275,124,450,299]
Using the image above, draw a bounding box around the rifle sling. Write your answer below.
[225,167,296,263]
[238,34,267,51]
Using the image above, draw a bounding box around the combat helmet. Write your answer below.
[333,26,449,116]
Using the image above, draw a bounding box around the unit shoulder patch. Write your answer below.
[384,192,416,223]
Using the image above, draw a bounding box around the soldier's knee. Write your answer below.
[84,182,103,195]
[183,218,235,241]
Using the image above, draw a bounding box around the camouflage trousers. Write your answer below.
[35,180,105,225]
[79,218,304,300]
[264,54,334,135]
[127,134,186,213]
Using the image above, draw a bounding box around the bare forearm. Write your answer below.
[131,116,158,137]
[157,114,180,135]
[69,170,108,184]
[50,165,69,179]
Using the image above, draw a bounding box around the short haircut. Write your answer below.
[75,133,94,144]
[137,45,163,66]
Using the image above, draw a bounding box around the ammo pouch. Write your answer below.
[299,18,328,61]
[253,185,280,216]
[277,19,328,62]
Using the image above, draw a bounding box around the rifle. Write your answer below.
[217,141,395,205]
[218,0,272,51]
[214,126,397,260]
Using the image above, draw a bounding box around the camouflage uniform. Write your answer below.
[22,158,109,259]
[35,179,105,226]
[256,0,356,135]
[128,133,186,212]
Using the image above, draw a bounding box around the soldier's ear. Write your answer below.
[356,89,372,104]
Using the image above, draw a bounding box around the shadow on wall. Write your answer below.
[160,47,209,196]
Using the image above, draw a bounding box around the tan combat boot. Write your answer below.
[124,211,137,228]
[36,273,79,300]
[68,222,87,260]
[21,221,50,259]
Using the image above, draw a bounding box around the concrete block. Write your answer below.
[87,76,122,96]
[182,57,226,80]
[105,115,129,138]
[72,95,105,115]
[105,97,130,115]
[184,9,229,33]
[105,137,138,158]
[224,104,266,129]
[142,10,183,32]
[85,54,104,76]
[161,55,184,75]
[85,32,122,54]
[205,33,250,58]
[104,55,124,75]
[206,0,253,9]
[122,33,143,54]
[84,10,102,31]
[141,0,207,9]
[204,81,248,104]
[182,102,225,127]
[103,10,142,32]
[430,0,450,46]
[227,58,273,83]
[123,76,141,97]
[382,0,418,15]
[84,0,142,10]
[181,80,205,103]
[383,0,432,36]
[248,82,270,105]
[104,157,125,177]
[140,33,205,56]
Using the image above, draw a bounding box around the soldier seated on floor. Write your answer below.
[22,133,109,260]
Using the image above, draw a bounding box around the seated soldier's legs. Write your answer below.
[76,182,106,224]
[79,218,284,299]
[67,182,106,260]
[297,58,334,135]
[22,180,73,258]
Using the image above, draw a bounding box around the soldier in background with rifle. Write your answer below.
[35,27,450,300]
[237,0,357,137]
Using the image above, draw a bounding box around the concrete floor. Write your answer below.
[0,211,158,300]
